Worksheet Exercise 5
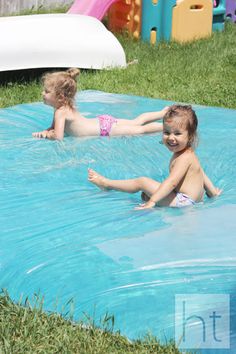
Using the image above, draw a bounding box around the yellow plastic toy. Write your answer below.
[172,0,213,43]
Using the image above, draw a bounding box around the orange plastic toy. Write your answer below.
[108,0,142,39]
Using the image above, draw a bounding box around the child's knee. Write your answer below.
[140,126,147,133]
[138,177,149,186]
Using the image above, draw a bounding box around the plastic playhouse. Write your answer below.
[213,0,226,30]
[67,0,230,45]
[105,0,228,44]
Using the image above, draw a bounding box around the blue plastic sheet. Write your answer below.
[0,91,236,352]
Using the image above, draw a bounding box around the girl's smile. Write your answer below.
[163,119,189,153]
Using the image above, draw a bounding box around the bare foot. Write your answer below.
[141,192,150,202]
[88,168,109,190]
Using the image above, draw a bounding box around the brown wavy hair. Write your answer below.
[42,68,80,109]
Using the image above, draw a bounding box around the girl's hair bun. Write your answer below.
[67,67,80,80]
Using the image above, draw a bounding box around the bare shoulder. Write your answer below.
[55,107,79,122]
[172,149,193,165]
[182,150,202,173]
[54,107,67,119]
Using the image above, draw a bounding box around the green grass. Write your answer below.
[0,22,235,109]
[80,22,236,108]
[0,291,181,354]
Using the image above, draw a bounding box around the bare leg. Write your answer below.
[88,169,177,207]
[88,169,160,194]
[116,107,168,127]
[132,108,168,125]
[141,122,163,133]
[111,122,163,136]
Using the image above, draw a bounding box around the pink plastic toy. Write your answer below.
[67,0,119,20]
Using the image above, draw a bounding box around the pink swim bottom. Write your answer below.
[98,114,117,137]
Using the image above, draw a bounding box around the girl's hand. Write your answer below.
[135,200,156,210]
[215,187,223,196]
[206,187,223,198]
[32,131,47,139]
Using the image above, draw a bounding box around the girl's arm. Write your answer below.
[44,109,65,140]
[32,110,65,140]
[202,169,222,197]
[137,154,191,209]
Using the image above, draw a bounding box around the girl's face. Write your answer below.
[162,118,190,153]
[42,85,57,108]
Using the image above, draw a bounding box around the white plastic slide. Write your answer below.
[0,14,126,72]
[68,0,118,20]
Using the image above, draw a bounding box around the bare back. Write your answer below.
[170,149,204,202]
[63,107,100,137]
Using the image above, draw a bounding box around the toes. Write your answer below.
[88,168,96,178]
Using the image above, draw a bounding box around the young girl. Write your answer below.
[32,68,168,140]
[88,105,222,209]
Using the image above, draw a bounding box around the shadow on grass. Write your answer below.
[0,68,70,86]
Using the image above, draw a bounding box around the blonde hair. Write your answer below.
[163,104,198,148]
[42,68,80,109]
